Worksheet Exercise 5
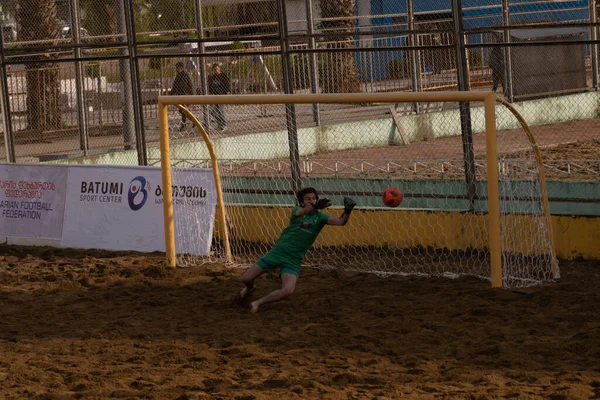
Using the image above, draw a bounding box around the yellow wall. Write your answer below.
[552,215,600,259]
[222,206,600,260]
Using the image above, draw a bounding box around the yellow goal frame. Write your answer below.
[157,92,557,288]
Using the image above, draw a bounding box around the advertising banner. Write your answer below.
[0,164,68,239]
[61,166,216,254]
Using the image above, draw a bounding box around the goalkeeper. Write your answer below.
[236,187,356,313]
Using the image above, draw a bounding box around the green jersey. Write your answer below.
[271,205,331,260]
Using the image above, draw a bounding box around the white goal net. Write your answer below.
[156,92,558,288]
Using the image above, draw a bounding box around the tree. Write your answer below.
[80,0,115,39]
[79,0,151,41]
[318,0,361,93]
[234,2,277,36]
[0,0,18,21]
[18,0,62,131]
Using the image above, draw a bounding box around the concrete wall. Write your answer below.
[46,91,598,166]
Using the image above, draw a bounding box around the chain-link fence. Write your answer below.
[0,0,598,187]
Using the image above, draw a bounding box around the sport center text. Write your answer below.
[80,181,123,203]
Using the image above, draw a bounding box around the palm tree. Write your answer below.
[80,0,115,39]
[18,0,61,131]
[318,0,361,93]
[79,0,148,41]
[234,2,277,36]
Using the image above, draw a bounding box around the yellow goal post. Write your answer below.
[157,91,557,288]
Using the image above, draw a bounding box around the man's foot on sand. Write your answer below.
[234,285,255,303]
[250,301,259,313]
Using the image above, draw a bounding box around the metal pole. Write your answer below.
[0,23,15,162]
[162,92,495,106]
[590,0,599,90]
[97,63,104,131]
[452,0,477,211]
[116,0,136,152]
[484,93,502,288]
[70,0,89,155]
[277,0,302,193]
[305,0,321,125]
[158,103,176,267]
[407,0,421,113]
[181,0,186,29]
[356,0,371,93]
[194,0,209,129]
[124,0,147,165]
[501,0,514,101]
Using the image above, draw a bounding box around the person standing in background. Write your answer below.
[207,63,230,132]
[490,43,505,93]
[171,61,194,131]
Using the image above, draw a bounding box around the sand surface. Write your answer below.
[1,245,599,399]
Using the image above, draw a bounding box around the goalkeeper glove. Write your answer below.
[343,197,356,215]
[313,198,332,209]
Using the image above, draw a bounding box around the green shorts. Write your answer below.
[256,250,302,277]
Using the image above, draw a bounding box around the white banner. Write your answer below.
[0,164,68,239]
[61,166,216,255]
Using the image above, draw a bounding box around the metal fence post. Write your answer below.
[124,0,147,165]
[590,0,599,90]
[277,0,302,194]
[407,0,422,114]
[194,0,210,130]
[502,0,514,101]
[70,0,89,155]
[306,0,321,125]
[452,0,477,211]
[116,0,136,154]
[0,24,15,163]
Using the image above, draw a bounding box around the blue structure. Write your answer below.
[358,0,590,81]
[370,0,588,27]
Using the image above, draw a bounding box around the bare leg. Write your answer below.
[250,273,297,313]
[237,264,264,301]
